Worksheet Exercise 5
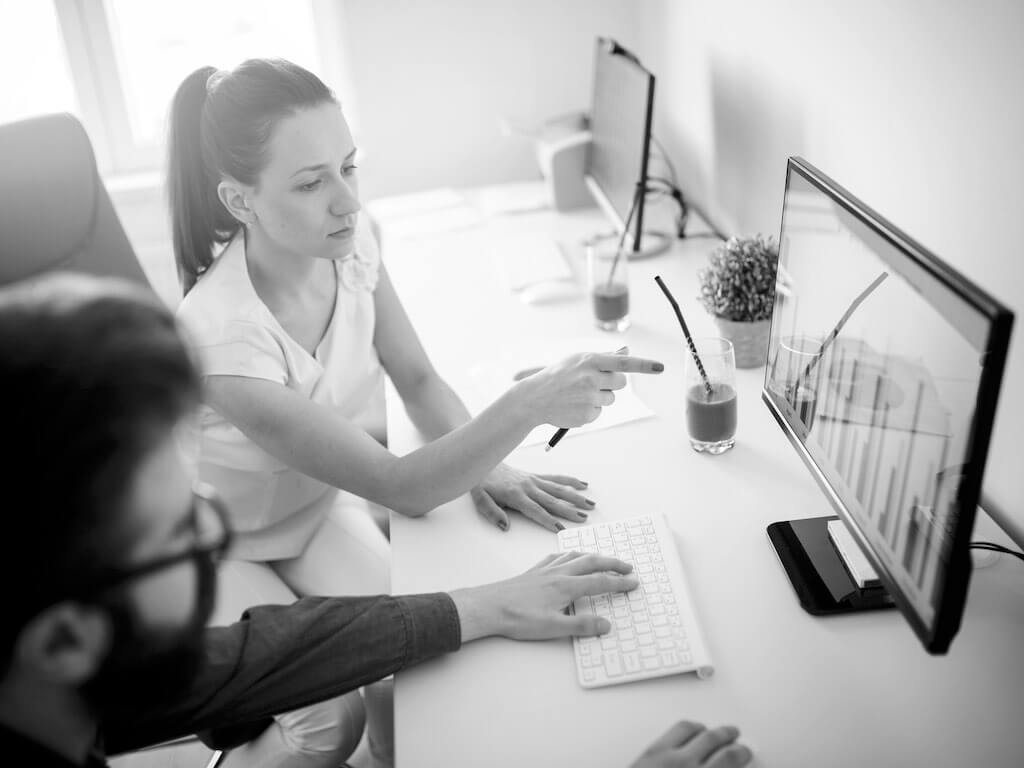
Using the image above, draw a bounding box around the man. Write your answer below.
[0,273,751,767]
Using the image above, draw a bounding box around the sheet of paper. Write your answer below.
[454,337,656,448]
[474,182,552,216]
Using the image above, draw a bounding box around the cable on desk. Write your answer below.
[970,541,1024,563]
[647,134,729,242]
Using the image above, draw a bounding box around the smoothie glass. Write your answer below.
[685,337,737,454]
[586,240,630,332]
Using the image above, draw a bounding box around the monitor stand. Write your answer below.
[767,516,895,615]
[587,229,672,260]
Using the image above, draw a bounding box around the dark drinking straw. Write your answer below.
[654,275,715,399]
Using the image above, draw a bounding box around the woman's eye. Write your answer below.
[342,164,358,176]
[299,179,322,192]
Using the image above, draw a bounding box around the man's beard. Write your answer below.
[81,553,216,718]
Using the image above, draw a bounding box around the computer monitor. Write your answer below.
[763,157,1013,654]
[584,37,660,256]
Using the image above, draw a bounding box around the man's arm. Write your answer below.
[105,551,639,755]
[105,593,460,753]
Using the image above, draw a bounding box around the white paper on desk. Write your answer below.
[366,188,467,220]
[383,206,484,240]
[456,338,656,448]
[474,182,552,216]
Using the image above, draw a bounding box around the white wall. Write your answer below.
[630,0,1024,542]
[333,0,637,199]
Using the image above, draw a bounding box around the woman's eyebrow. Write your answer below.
[290,148,358,178]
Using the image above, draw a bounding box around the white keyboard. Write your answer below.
[557,514,714,688]
[494,235,573,292]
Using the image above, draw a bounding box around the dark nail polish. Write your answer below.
[555,522,565,531]
[653,362,665,372]
[579,512,588,520]
[498,521,509,531]
[585,498,596,507]
[580,481,589,488]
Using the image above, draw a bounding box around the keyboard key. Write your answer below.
[604,654,623,677]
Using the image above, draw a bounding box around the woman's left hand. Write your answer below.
[471,463,595,532]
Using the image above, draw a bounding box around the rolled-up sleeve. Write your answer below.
[105,593,462,753]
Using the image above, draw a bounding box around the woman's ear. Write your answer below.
[14,603,112,686]
[217,180,257,226]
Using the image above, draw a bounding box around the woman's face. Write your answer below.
[248,102,361,260]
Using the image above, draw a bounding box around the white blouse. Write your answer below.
[177,217,385,561]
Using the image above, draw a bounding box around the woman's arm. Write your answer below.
[204,373,535,517]
[205,346,656,518]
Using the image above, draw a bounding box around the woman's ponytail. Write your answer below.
[167,66,238,295]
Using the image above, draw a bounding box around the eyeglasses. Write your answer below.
[71,482,233,597]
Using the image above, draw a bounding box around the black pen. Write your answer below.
[544,346,628,452]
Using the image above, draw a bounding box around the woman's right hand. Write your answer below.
[517,351,665,428]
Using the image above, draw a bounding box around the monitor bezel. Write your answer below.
[763,156,1013,654]
[583,36,655,254]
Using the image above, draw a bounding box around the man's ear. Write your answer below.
[217,179,257,226]
[15,603,111,685]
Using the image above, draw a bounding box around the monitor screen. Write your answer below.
[584,37,654,252]
[763,157,1013,653]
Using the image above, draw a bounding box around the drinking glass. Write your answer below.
[586,241,630,332]
[685,337,738,454]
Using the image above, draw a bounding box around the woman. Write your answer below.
[168,58,662,767]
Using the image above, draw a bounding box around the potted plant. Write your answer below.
[697,234,779,368]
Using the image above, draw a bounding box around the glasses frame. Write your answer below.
[69,483,233,599]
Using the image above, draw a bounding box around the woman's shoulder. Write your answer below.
[177,237,264,342]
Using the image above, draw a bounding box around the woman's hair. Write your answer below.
[167,58,337,294]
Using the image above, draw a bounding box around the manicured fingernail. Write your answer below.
[498,520,509,531]
[578,511,588,520]
[653,362,665,372]
[555,522,565,531]
[597,618,611,633]
[580,481,589,488]
[585,498,596,507]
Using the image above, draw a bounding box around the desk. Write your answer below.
[369,185,1024,768]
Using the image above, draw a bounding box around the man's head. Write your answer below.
[0,273,220,715]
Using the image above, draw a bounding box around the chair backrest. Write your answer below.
[0,112,151,288]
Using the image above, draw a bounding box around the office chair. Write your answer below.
[0,112,271,768]
[0,113,151,285]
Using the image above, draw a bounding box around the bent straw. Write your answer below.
[654,275,715,399]
[793,271,888,393]
[605,182,645,290]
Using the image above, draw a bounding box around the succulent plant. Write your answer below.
[697,234,779,322]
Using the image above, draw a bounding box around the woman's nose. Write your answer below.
[330,175,359,215]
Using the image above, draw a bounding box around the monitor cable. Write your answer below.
[969,541,1024,563]
[647,134,726,242]
[645,176,722,241]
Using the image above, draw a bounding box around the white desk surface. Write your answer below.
[369,185,1024,768]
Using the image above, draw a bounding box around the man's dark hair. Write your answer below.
[0,273,201,671]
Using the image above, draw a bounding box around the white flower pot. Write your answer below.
[714,317,771,369]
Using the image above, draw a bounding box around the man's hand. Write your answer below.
[630,722,752,768]
[449,551,638,642]
[471,463,593,532]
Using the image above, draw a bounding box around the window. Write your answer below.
[1,0,325,176]
[0,1,78,123]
